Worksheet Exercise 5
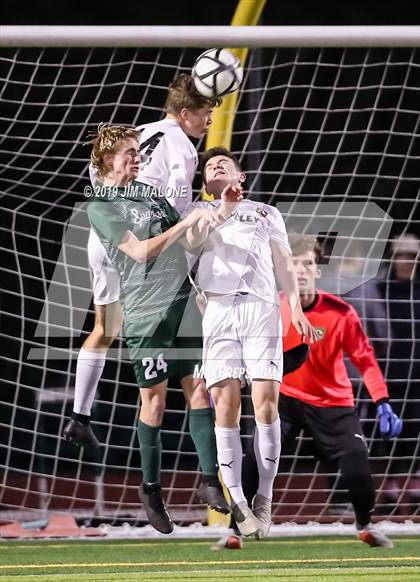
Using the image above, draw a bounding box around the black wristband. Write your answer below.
[375,397,389,406]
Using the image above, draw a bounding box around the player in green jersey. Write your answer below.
[86,124,235,533]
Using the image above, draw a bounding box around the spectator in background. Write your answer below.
[341,249,388,357]
[379,233,420,512]
[389,234,419,282]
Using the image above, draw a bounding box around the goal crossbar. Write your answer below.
[1,25,419,48]
[1,29,419,529]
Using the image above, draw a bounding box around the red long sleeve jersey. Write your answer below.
[281,291,389,407]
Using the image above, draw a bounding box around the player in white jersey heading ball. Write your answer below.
[185,147,317,538]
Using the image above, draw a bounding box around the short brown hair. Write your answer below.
[288,232,324,264]
[199,146,242,184]
[164,74,221,115]
[89,123,140,180]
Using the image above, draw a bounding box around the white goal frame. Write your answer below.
[1,25,419,48]
[1,25,419,538]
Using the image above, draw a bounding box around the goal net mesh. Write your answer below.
[0,44,419,526]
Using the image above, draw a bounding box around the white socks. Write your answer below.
[214,419,281,505]
[73,348,106,416]
[214,425,246,505]
[254,417,281,500]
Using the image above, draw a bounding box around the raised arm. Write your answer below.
[88,198,207,265]
[118,209,208,263]
[184,184,243,249]
[271,241,317,342]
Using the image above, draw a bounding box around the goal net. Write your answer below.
[1,29,419,529]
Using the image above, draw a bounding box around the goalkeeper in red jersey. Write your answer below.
[226,233,403,550]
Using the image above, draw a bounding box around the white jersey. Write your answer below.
[87,118,198,304]
[136,118,198,215]
[189,199,291,305]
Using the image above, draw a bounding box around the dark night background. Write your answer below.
[1,0,419,25]
[0,2,419,518]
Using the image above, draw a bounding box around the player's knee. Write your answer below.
[340,450,376,518]
[251,380,279,423]
[91,303,122,345]
[182,377,210,409]
[188,389,210,409]
[254,400,278,424]
[89,321,116,346]
[142,397,166,424]
[213,398,239,427]
[211,382,241,427]
[339,450,373,488]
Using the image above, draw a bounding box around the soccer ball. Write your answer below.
[192,48,243,99]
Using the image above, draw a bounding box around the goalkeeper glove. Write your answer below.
[376,401,403,440]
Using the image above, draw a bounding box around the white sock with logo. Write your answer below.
[214,425,246,505]
[254,417,281,500]
[73,348,107,416]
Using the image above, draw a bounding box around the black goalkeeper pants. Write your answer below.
[240,394,376,528]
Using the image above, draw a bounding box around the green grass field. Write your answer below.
[0,536,419,581]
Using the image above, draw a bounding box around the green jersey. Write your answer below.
[87,181,191,335]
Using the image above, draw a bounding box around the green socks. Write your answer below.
[188,408,219,478]
[137,420,161,486]
[138,409,218,484]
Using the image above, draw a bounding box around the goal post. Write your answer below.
[0,26,419,531]
[205,0,268,151]
[1,25,419,47]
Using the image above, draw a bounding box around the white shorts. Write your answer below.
[202,294,283,389]
[87,229,120,305]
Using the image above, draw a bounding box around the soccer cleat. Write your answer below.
[139,484,174,534]
[252,493,272,539]
[283,344,310,376]
[211,534,243,551]
[63,418,100,448]
[198,480,231,515]
[357,524,394,548]
[231,501,261,537]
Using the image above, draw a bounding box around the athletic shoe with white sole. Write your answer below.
[231,501,261,537]
[252,493,272,539]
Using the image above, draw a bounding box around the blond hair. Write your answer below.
[164,74,221,115]
[89,123,140,180]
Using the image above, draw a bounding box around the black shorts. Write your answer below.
[279,393,368,461]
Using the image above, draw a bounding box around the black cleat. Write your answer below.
[63,418,100,448]
[139,484,174,534]
[198,480,231,515]
[283,344,310,376]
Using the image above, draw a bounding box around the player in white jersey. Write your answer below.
[185,147,317,538]
[84,77,207,324]
[63,76,232,515]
